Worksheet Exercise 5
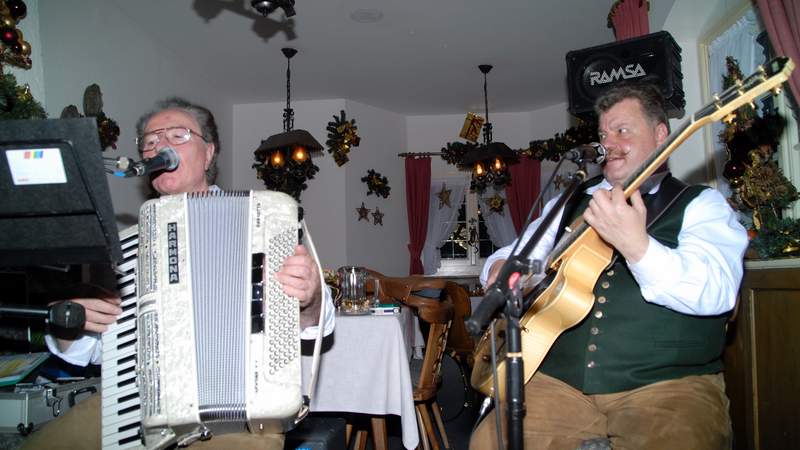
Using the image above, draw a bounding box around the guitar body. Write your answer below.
[471,226,613,398]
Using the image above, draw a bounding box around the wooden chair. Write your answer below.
[366,271,455,450]
[442,281,474,367]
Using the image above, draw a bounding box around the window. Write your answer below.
[437,193,499,275]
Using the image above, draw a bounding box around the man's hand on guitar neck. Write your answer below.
[583,184,650,264]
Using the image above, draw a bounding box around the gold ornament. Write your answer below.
[16,84,32,102]
[459,112,485,142]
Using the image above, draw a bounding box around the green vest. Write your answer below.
[539,180,730,394]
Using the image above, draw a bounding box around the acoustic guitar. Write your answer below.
[471,57,795,399]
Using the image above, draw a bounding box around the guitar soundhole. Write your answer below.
[497,330,505,339]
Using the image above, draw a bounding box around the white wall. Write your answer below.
[344,99,408,275]
[37,0,232,227]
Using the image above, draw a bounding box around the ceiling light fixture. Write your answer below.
[252,47,323,201]
[459,65,518,193]
[251,0,296,18]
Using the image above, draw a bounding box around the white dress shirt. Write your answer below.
[480,178,748,317]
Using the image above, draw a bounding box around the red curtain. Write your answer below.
[505,156,541,234]
[609,0,649,41]
[756,0,800,103]
[404,156,431,275]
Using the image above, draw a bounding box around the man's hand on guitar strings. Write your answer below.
[583,184,649,263]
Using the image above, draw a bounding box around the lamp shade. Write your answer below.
[256,129,323,155]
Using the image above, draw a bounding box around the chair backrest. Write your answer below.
[442,281,474,360]
[365,270,454,401]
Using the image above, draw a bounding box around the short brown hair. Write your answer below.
[594,82,668,129]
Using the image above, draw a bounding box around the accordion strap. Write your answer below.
[298,219,326,420]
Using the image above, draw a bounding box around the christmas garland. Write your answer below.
[0,71,44,120]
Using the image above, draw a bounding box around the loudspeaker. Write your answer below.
[566,31,685,118]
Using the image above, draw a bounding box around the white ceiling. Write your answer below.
[110,0,676,115]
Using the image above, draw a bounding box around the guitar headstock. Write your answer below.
[703,57,794,123]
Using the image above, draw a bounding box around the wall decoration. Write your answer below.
[361,169,390,198]
[253,48,323,201]
[481,192,506,215]
[0,0,31,70]
[59,84,120,150]
[356,202,370,221]
[326,110,360,166]
[436,183,452,209]
[372,206,384,226]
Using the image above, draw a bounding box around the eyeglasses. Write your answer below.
[137,127,207,153]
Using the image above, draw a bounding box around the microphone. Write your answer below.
[0,301,86,330]
[114,147,180,177]
[563,143,607,164]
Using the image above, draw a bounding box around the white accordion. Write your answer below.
[102,190,303,449]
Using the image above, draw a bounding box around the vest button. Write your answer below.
[590,327,599,335]
[597,296,606,304]
[600,281,610,289]
[587,360,596,368]
[588,344,597,352]
[594,310,603,319]
[606,269,615,277]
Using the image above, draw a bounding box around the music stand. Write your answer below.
[0,118,122,267]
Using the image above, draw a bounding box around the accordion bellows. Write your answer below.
[102,190,302,450]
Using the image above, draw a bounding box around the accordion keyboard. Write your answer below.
[101,225,143,449]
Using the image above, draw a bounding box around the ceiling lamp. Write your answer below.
[251,0,296,17]
[459,65,518,193]
[253,47,322,201]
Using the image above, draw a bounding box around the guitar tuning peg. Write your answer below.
[772,86,783,96]
[748,101,757,110]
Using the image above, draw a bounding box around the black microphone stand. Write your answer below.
[467,159,592,450]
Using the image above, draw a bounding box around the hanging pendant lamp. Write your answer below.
[253,47,323,201]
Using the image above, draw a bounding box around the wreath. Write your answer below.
[326,110,360,166]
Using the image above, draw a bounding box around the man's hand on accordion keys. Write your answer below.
[275,244,323,329]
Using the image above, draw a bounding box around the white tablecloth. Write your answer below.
[301,310,419,449]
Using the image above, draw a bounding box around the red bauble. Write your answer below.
[6,0,27,21]
[0,28,17,44]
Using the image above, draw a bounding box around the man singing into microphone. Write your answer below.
[25,97,335,450]
[471,82,747,450]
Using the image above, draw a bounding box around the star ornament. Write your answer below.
[482,193,505,215]
[357,202,371,221]
[436,183,452,209]
[372,207,384,226]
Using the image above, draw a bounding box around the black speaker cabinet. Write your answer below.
[566,30,685,118]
